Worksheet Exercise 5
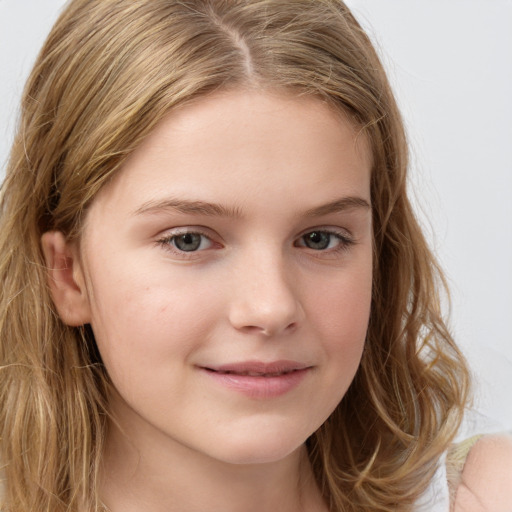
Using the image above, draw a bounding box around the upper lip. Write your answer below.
[201,360,311,376]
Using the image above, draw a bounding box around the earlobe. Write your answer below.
[41,231,92,326]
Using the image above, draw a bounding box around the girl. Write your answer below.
[0,1,510,511]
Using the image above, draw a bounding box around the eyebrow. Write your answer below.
[303,196,371,217]
[133,198,244,218]
[132,195,370,218]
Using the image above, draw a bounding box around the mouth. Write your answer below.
[198,360,311,398]
[201,360,311,376]
[210,369,297,377]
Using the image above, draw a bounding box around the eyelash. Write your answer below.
[294,230,355,254]
[156,228,355,258]
[156,229,215,257]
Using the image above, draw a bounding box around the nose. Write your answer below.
[228,250,305,337]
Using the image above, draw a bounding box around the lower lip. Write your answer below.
[200,368,310,399]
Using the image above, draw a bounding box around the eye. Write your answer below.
[295,230,354,252]
[302,231,333,250]
[158,231,213,253]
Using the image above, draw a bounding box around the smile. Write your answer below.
[199,361,312,399]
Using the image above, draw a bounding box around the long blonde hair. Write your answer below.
[0,1,470,510]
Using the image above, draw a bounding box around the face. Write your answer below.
[73,90,373,465]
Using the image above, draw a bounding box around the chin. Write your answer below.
[202,427,310,466]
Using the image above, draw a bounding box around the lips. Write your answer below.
[199,360,311,399]
[203,360,309,376]
[215,370,295,377]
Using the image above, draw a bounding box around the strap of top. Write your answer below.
[446,434,484,504]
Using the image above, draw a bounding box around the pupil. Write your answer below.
[306,231,330,250]
[175,233,201,251]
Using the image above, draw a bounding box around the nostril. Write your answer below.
[240,325,271,336]
[237,322,297,337]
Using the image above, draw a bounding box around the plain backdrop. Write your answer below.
[1,0,511,436]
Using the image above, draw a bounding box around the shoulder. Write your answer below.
[453,433,512,512]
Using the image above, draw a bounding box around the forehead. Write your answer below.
[131,88,371,167]
[87,88,372,222]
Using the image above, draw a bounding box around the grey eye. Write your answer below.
[302,231,331,250]
[173,233,203,252]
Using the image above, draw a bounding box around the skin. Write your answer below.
[453,434,512,512]
[42,89,374,512]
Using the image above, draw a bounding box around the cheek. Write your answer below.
[85,260,221,378]
[308,263,372,378]
[311,262,372,338]
[294,264,371,433]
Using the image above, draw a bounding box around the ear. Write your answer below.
[41,231,92,326]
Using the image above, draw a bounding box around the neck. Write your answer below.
[100,406,327,512]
